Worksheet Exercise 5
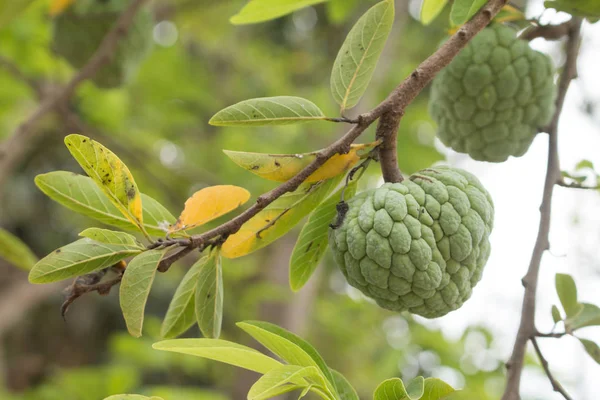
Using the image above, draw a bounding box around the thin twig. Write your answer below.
[536,331,567,338]
[0,55,42,95]
[531,337,574,400]
[501,18,583,400]
[0,0,148,189]
[520,21,571,41]
[557,180,599,190]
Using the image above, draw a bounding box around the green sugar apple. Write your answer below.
[329,167,494,318]
[52,0,153,89]
[429,24,557,162]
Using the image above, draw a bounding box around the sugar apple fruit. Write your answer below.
[52,0,153,89]
[429,24,557,162]
[329,167,494,318]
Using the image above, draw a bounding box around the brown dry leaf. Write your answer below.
[170,185,251,232]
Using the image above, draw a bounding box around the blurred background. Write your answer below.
[0,0,598,399]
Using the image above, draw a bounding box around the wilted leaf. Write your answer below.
[248,365,329,400]
[50,0,76,16]
[555,273,580,318]
[331,369,359,400]
[237,321,336,392]
[35,172,175,237]
[120,249,167,337]
[152,339,282,373]
[373,377,424,400]
[209,97,326,126]
[551,305,562,324]
[79,228,143,249]
[579,338,600,364]
[161,259,206,339]
[170,185,250,232]
[29,239,141,284]
[421,378,456,400]
[330,0,394,111]
[450,0,487,26]
[223,142,378,183]
[221,177,342,258]
[64,134,144,232]
[289,181,357,291]
[421,0,448,25]
[0,227,38,271]
[230,0,328,25]
[565,303,600,332]
[195,250,223,339]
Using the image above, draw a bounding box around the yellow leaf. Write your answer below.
[64,134,144,232]
[221,178,341,259]
[50,0,76,16]
[223,141,379,183]
[170,185,251,232]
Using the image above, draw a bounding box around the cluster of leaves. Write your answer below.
[551,273,600,364]
[21,0,401,342]
[108,320,463,400]
[561,159,600,189]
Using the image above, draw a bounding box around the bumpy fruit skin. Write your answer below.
[429,24,556,162]
[329,167,494,318]
[52,0,153,89]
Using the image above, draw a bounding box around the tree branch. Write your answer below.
[45,0,510,307]
[520,21,571,41]
[501,18,583,400]
[0,0,148,189]
[531,337,574,400]
[374,0,508,182]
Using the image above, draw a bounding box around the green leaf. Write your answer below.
[236,321,337,393]
[551,305,562,324]
[161,259,206,339]
[579,338,600,364]
[555,273,580,318]
[222,177,342,258]
[576,159,595,171]
[64,134,144,232]
[421,0,449,25]
[0,227,37,271]
[421,378,455,400]
[230,0,328,25]
[79,228,143,249]
[120,249,167,337]
[450,0,487,26]
[195,250,224,339]
[289,182,357,291]
[331,369,359,400]
[373,377,424,400]
[35,172,175,237]
[565,303,600,331]
[152,339,283,374]
[249,365,329,400]
[0,0,37,29]
[103,396,164,400]
[209,96,326,126]
[330,0,394,111]
[29,239,141,284]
